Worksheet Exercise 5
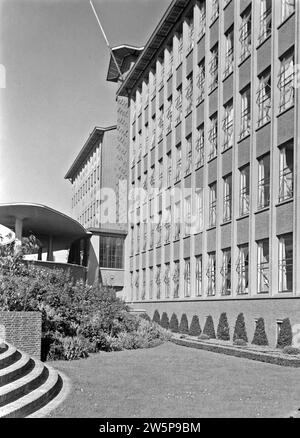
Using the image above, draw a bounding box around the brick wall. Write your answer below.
[0,311,42,358]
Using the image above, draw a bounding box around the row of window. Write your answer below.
[99,236,124,269]
[131,233,293,300]
[72,165,100,208]
[77,200,100,227]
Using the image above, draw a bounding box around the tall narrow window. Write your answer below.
[236,244,249,295]
[159,61,164,89]
[175,85,183,124]
[258,0,272,45]
[143,221,147,251]
[135,271,139,300]
[223,174,232,222]
[195,255,203,296]
[164,263,170,298]
[240,6,252,62]
[278,233,293,292]
[209,182,217,228]
[207,252,216,296]
[136,223,140,253]
[208,114,218,160]
[240,86,251,139]
[175,144,182,183]
[149,267,153,300]
[156,266,161,299]
[166,96,173,133]
[196,125,204,168]
[281,0,295,22]
[224,27,234,79]
[221,248,231,296]
[185,135,192,175]
[150,216,154,249]
[184,195,192,236]
[211,0,219,23]
[158,158,163,191]
[279,142,293,202]
[174,200,181,240]
[151,116,156,149]
[240,165,250,216]
[173,261,180,298]
[195,188,204,232]
[187,17,194,52]
[167,47,173,79]
[156,212,162,247]
[198,1,206,40]
[278,50,294,113]
[167,151,172,187]
[164,205,171,244]
[257,68,271,127]
[258,154,270,209]
[209,45,218,92]
[257,239,270,294]
[196,59,205,104]
[185,73,193,115]
[222,101,234,151]
[141,269,146,300]
[177,33,183,66]
[130,226,134,256]
[158,104,164,141]
[184,259,191,297]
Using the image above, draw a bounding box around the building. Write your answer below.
[107,0,300,346]
[65,126,128,288]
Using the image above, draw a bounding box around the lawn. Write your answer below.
[48,342,300,418]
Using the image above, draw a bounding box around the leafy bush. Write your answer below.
[233,313,248,342]
[203,315,216,339]
[233,338,247,347]
[217,313,230,341]
[252,318,268,346]
[160,312,169,330]
[139,313,151,322]
[189,315,201,337]
[169,313,179,333]
[179,314,189,334]
[282,346,300,356]
[277,318,293,349]
[198,333,210,341]
[48,335,89,361]
[152,310,161,325]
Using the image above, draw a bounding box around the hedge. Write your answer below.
[217,312,230,341]
[252,318,268,346]
[233,313,248,343]
[169,313,179,333]
[189,315,201,337]
[152,310,161,325]
[160,312,170,330]
[179,314,189,334]
[203,315,216,339]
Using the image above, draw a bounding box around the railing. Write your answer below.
[209,200,217,227]
[257,261,269,293]
[240,187,250,216]
[223,195,231,222]
[258,177,270,209]
[279,168,293,202]
[258,7,272,45]
[240,108,251,139]
[224,47,234,79]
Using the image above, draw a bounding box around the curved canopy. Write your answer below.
[0,203,88,252]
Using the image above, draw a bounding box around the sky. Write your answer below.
[0,0,170,217]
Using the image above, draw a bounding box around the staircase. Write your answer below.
[0,342,69,418]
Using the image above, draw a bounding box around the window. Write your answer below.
[164,263,171,298]
[184,259,191,297]
[240,165,250,216]
[141,269,146,300]
[279,142,293,202]
[173,261,180,298]
[164,206,171,243]
[209,45,218,92]
[221,248,231,296]
[223,174,232,222]
[196,60,205,104]
[158,105,164,141]
[207,252,216,296]
[258,0,272,45]
[195,188,204,232]
[149,267,153,300]
[258,154,270,209]
[150,165,155,187]
[236,244,249,295]
[278,233,293,292]
[240,6,251,62]
[156,212,162,246]
[257,239,269,293]
[208,114,218,160]
[211,0,219,23]
[174,200,181,240]
[175,85,183,124]
[177,33,183,66]
[222,101,234,151]
[281,0,295,21]
[175,144,182,183]
[143,221,147,251]
[278,50,294,113]
[224,27,234,78]
[195,255,203,296]
[184,195,192,236]
[156,266,161,299]
[159,61,164,89]
[135,271,139,300]
[158,158,163,191]
[257,68,271,127]
[185,74,193,115]
[167,151,172,187]
[167,47,173,79]
[185,135,192,175]
[209,182,217,228]
[198,1,206,40]
[136,223,140,253]
[151,116,156,148]
[196,125,204,168]
[150,217,154,249]
[240,86,251,139]
[166,96,173,133]
[99,235,124,269]
[187,17,194,52]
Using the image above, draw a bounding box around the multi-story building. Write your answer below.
[65,125,128,288]
[108,0,300,345]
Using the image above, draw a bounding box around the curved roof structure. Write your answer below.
[0,203,88,252]
[106,45,144,83]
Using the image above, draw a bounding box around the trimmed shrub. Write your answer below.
[179,314,189,334]
[233,313,248,342]
[160,312,170,330]
[139,313,151,322]
[198,333,210,341]
[252,318,268,346]
[233,338,247,347]
[203,315,216,339]
[169,313,179,333]
[217,312,230,341]
[282,346,300,356]
[152,310,161,325]
[277,318,293,349]
[189,315,202,337]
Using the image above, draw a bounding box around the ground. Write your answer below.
[48,342,300,418]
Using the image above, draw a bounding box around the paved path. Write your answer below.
[48,342,300,418]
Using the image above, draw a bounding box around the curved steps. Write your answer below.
[0,342,69,418]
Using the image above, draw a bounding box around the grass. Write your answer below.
[48,342,300,418]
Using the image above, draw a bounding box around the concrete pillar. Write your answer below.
[47,235,54,261]
[14,217,23,254]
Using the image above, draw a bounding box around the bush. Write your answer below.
[152,310,161,325]
[179,314,189,334]
[169,313,179,333]
[233,313,248,343]
[252,318,268,346]
[189,315,201,337]
[233,338,247,347]
[217,313,230,341]
[139,313,151,322]
[203,315,216,339]
[277,318,293,349]
[160,312,170,330]
[48,335,89,361]
[282,346,300,356]
[198,333,210,341]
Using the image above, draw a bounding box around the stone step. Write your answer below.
[0,354,34,387]
[0,345,20,370]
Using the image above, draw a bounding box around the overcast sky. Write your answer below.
[0,0,170,217]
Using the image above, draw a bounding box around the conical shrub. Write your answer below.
[179,313,189,334]
[169,313,179,333]
[277,318,293,348]
[217,312,230,341]
[203,315,216,339]
[152,310,160,325]
[189,315,202,337]
[160,312,169,330]
[252,318,268,346]
[233,313,248,342]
